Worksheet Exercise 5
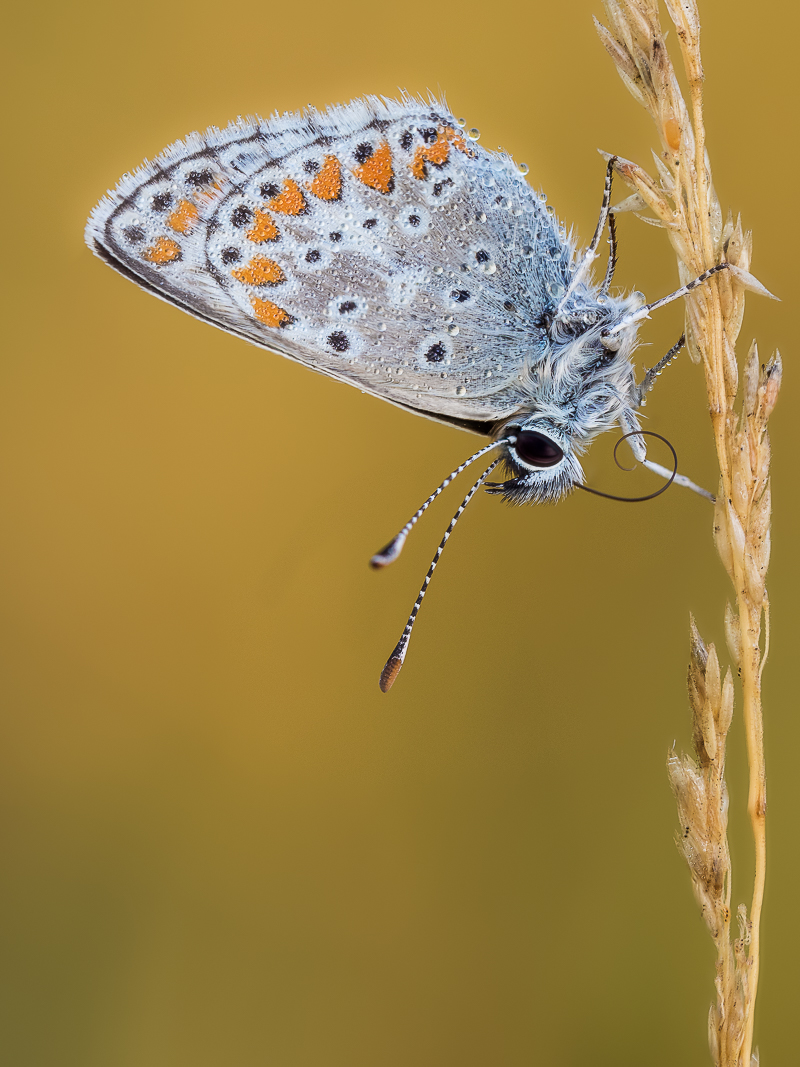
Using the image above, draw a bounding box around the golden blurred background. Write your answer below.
[2,0,797,1063]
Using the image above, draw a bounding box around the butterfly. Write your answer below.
[86,93,727,690]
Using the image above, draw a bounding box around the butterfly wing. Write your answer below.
[86,95,574,431]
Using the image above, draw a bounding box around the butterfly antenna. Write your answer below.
[604,263,731,336]
[369,438,513,568]
[557,156,617,314]
[378,458,501,692]
[600,211,618,295]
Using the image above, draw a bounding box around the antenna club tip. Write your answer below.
[369,534,406,569]
[379,650,405,693]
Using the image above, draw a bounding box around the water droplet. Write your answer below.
[476,212,487,223]
[517,162,530,176]
[547,282,565,299]
[467,128,480,141]
[433,265,443,275]
[456,385,467,396]
[546,205,555,217]
[396,368,403,376]
[596,294,608,306]
[538,192,547,203]
[456,117,466,128]
[483,263,497,275]
[447,324,460,336]
[440,371,448,379]
[379,323,387,331]
[485,370,493,378]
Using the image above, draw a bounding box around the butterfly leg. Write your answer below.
[620,341,716,502]
[636,334,686,407]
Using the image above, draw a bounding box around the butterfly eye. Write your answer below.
[514,431,563,468]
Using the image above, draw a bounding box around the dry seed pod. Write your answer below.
[594,17,642,88]
[733,428,753,486]
[757,352,782,424]
[749,550,768,602]
[719,668,735,741]
[713,495,735,579]
[725,500,747,561]
[650,148,674,190]
[724,602,742,668]
[749,483,771,541]
[722,332,739,398]
[752,432,770,498]
[731,468,750,520]
[744,339,760,416]
[708,1004,721,1062]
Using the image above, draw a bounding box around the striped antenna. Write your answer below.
[604,263,730,336]
[556,156,617,315]
[379,458,501,693]
[369,438,512,568]
[600,211,618,295]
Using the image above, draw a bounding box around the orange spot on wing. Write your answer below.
[142,236,182,264]
[410,126,469,180]
[353,141,394,194]
[166,199,198,234]
[251,296,293,328]
[307,155,342,201]
[409,148,430,180]
[267,179,307,215]
[246,210,280,243]
[231,256,285,286]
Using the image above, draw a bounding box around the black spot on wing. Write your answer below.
[327,331,349,352]
[230,205,252,228]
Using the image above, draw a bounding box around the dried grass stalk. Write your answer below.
[595,2,780,1064]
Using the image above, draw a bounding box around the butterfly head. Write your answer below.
[488,288,647,504]
[486,424,579,504]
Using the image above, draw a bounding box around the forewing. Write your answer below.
[86,96,573,427]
